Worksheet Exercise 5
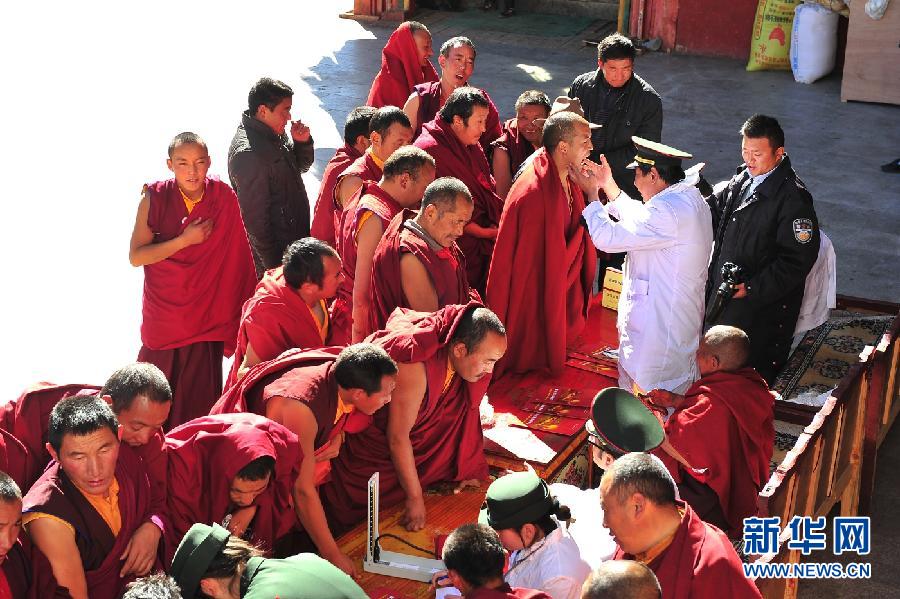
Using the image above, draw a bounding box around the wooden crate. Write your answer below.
[840,0,900,104]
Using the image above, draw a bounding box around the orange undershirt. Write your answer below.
[179,186,205,214]
[307,299,329,342]
[634,507,686,565]
[23,477,122,537]
[442,357,457,395]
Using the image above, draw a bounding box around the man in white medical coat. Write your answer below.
[579,137,713,394]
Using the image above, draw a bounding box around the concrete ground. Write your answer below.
[0,1,896,593]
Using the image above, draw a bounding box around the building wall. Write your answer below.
[675,0,758,59]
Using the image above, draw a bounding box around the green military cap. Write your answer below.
[479,471,560,531]
[626,136,693,170]
[170,523,232,599]
[587,387,665,457]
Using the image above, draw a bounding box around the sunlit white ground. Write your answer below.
[0,1,364,399]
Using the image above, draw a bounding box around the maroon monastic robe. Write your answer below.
[366,22,439,109]
[310,143,363,246]
[657,368,774,532]
[164,414,301,562]
[468,584,551,599]
[212,347,371,485]
[415,118,504,295]
[368,209,473,333]
[485,148,596,378]
[138,177,256,427]
[226,266,330,388]
[1,540,32,599]
[331,182,404,345]
[492,118,538,177]
[0,429,30,494]
[411,80,502,154]
[23,444,158,599]
[613,502,762,599]
[321,303,490,531]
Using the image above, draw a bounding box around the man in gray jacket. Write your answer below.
[229,77,315,277]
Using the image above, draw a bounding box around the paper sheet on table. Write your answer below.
[436,587,462,599]
[483,420,556,464]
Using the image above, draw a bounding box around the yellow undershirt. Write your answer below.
[179,186,205,214]
[369,149,385,170]
[334,396,355,424]
[23,477,122,538]
[634,507,686,565]
[307,299,329,343]
[442,357,457,395]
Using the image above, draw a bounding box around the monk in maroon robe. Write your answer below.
[322,303,507,533]
[213,344,397,575]
[164,413,300,563]
[332,147,436,345]
[310,106,375,246]
[648,326,774,535]
[601,453,762,599]
[369,178,476,333]
[367,21,438,109]
[23,396,161,599]
[227,238,342,387]
[402,36,502,154]
[0,431,30,495]
[333,106,414,213]
[491,90,551,199]
[415,88,504,294]
[0,472,31,599]
[130,132,256,428]
[486,112,598,378]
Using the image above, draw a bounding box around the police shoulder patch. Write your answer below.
[793,218,814,244]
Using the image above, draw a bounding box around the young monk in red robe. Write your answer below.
[23,396,162,599]
[369,177,475,333]
[212,344,398,576]
[0,472,30,599]
[0,432,30,496]
[602,454,762,599]
[334,106,414,212]
[332,146,437,345]
[402,36,502,154]
[130,132,256,428]
[164,413,300,563]
[321,303,507,533]
[367,21,439,109]
[486,111,598,378]
[647,326,774,535]
[491,90,551,199]
[228,238,343,386]
[310,106,376,246]
[415,87,504,295]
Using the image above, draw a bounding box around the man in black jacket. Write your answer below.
[569,33,662,200]
[229,77,315,277]
[706,114,819,383]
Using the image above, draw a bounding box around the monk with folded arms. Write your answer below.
[332,146,437,344]
[228,237,344,386]
[212,344,398,575]
[601,453,762,599]
[334,106,414,211]
[486,110,597,378]
[23,395,161,599]
[369,176,475,333]
[0,472,29,599]
[322,303,507,533]
[129,132,256,427]
[310,106,377,246]
[164,413,300,564]
[366,21,438,109]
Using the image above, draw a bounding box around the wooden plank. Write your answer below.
[841,0,900,105]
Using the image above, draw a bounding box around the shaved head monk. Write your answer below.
[164,413,301,564]
[0,472,29,599]
[647,326,774,535]
[581,561,661,599]
[333,146,437,344]
[369,176,476,333]
[367,21,438,109]
[212,344,398,576]
[130,131,256,428]
[492,90,552,199]
[310,106,377,246]
[322,303,507,532]
[415,87,504,295]
[486,111,598,378]
[228,237,344,386]
[334,106,414,210]
[23,395,161,599]
[402,36,502,153]
[600,453,762,599]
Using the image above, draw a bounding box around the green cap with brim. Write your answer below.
[589,387,665,456]
[170,523,232,599]
[626,136,693,170]
[478,471,559,531]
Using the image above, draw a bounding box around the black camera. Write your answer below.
[705,262,745,323]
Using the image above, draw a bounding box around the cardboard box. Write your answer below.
[602,267,623,311]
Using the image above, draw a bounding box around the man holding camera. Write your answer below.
[706,115,819,383]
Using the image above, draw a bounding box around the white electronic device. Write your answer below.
[363,472,446,583]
